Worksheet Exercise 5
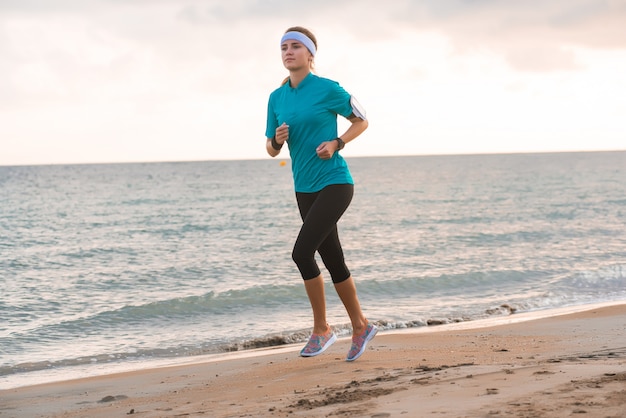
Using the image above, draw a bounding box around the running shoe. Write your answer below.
[346,323,377,362]
[300,330,337,357]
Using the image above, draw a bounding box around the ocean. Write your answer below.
[1,152,625,389]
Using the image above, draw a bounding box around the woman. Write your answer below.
[265,26,376,361]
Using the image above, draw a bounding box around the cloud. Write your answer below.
[1,0,625,165]
[184,0,626,73]
[503,45,581,72]
[5,1,625,73]
[356,0,626,72]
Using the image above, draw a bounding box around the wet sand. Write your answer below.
[2,302,625,417]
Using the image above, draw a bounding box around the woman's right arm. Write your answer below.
[266,138,281,157]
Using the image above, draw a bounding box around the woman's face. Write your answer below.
[281,40,311,71]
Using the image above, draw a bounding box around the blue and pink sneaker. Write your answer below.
[300,330,337,357]
[346,323,377,362]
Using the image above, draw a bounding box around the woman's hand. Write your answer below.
[267,122,289,157]
[315,115,368,159]
[316,140,339,160]
[275,122,289,145]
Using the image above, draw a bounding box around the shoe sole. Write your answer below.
[300,333,337,357]
[346,325,378,362]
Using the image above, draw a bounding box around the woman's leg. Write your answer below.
[307,186,367,336]
[334,276,367,336]
[293,185,354,334]
[292,185,353,281]
[303,275,329,335]
[316,227,368,336]
[293,184,376,360]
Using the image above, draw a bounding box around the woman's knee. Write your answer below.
[292,247,320,279]
[331,271,351,284]
[291,246,306,266]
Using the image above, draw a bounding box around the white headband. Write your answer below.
[280,31,316,56]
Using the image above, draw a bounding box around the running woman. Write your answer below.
[265,26,377,361]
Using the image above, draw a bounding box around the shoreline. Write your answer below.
[2,300,623,391]
[2,300,625,417]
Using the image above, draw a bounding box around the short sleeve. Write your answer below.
[265,95,278,139]
[324,81,353,119]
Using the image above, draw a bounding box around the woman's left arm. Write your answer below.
[316,115,369,160]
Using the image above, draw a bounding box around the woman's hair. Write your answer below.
[285,26,318,51]
[281,26,317,86]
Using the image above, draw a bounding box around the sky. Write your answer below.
[1,0,625,166]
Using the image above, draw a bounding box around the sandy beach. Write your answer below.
[2,302,625,418]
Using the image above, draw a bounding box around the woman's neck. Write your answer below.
[288,69,311,88]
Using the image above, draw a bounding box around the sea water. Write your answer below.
[1,152,625,389]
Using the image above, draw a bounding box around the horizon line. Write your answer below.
[2,148,625,168]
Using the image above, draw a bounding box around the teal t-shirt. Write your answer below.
[266,73,355,193]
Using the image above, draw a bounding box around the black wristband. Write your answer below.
[334,137,345,150]
[271,136,283,151]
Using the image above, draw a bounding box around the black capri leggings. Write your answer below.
[292,184,354,283]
